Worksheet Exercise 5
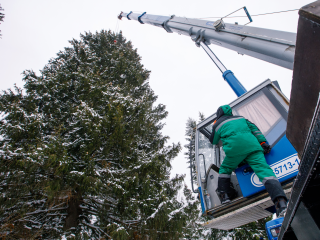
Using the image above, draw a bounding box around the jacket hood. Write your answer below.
[216,105,233,119]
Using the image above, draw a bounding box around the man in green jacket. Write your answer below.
[209,105,287,217]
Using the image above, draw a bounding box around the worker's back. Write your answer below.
[211,105,264,157]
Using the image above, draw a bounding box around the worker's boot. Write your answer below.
[263,178,288,217]
[216,176,231,204]
[217,191,230,204]
[275,197,288,217]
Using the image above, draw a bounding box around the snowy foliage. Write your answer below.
[0,4,4,37]
[0,31,198,239]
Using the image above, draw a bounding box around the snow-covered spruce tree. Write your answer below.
[0,30,194,239]
[184,115,272,239]
[183,114,226,239]
[184,114,205,195]
[0,4,4,37]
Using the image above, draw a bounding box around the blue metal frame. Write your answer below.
[127,11,133,20]
[138,12,147,24]
[243,7,253,23]
[198,186,206,214]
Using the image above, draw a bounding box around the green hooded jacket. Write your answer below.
[209,105,266,157]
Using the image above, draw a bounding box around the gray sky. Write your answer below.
[0,0,312,188]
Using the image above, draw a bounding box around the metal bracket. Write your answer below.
[163,15,175,33]
[192,29,206,47]
[191,29,200,42]
[117,11,123,20]
[138,12,146,24]
[213,6,253,28]
[213,19,225,31]
[127,11,133,20]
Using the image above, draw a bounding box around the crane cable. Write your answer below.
[196,8,299,20]
[114,18,120,34]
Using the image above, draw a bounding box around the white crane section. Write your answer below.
[119,12,296,69]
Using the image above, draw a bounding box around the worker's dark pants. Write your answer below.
[217,151,287,203]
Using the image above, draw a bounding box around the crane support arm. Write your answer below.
[119,12,296,70]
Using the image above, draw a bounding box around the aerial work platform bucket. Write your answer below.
[195,80,298,228]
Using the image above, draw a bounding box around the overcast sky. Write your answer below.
[0,0,312,189]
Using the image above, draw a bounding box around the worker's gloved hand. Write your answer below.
[261,142,271,154]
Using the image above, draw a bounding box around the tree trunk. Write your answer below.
[63,196,83,230]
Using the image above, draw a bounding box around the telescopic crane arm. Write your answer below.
[118,11,296,70]
[118,10,296,97]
